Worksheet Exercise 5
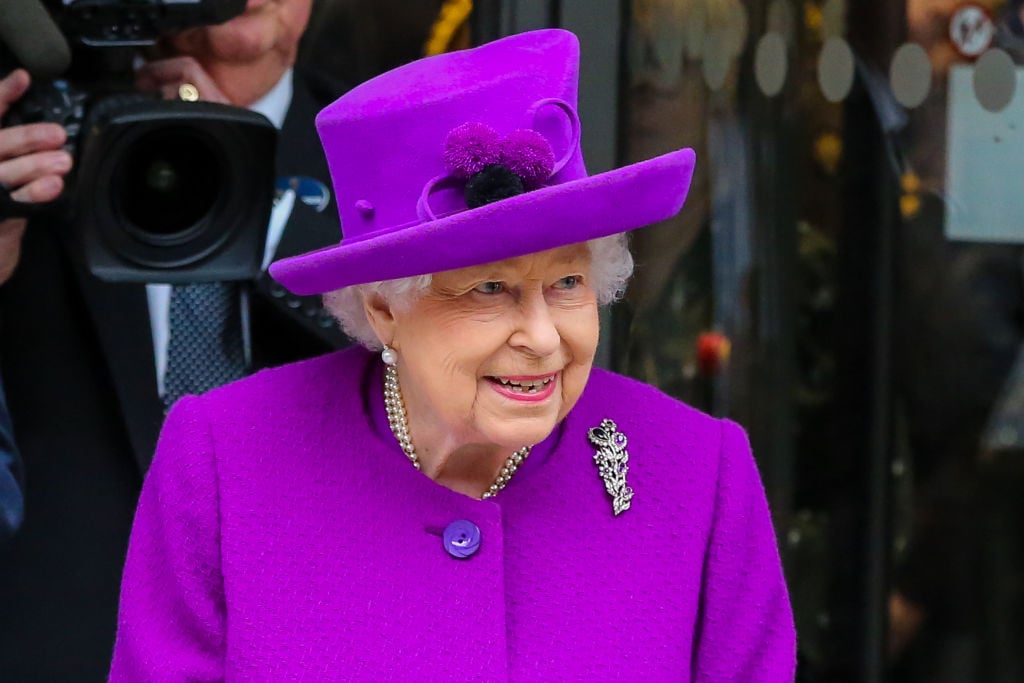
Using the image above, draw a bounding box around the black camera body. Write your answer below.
[50,0,243,48]
[0,0,278,283]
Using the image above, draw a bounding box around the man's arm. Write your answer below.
[0,68,75,542]
[0,68,73,285]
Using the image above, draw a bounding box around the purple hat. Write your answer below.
[270,29,696,295]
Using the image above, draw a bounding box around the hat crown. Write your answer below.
[315,29,585,241]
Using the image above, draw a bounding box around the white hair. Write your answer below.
[322,234,634,350]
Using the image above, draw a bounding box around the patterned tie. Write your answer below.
[162,282,247,410]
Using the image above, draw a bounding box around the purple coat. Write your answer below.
[110,347,795,681]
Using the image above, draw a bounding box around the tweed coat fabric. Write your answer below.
[110,347,796,681]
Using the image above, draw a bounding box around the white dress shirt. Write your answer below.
[148,69,297,395]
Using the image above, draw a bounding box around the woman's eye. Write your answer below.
[554,275,580,289]
[473,281,504,294]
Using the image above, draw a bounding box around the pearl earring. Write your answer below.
[381,344,398,366]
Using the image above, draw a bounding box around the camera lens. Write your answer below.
[116,127,222,237]
[77,99,276,281]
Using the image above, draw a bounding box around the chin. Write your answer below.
[491,415,559,449]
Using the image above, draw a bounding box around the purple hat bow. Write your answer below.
[417,97,581,221]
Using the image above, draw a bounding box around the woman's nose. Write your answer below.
[508,297,561,357]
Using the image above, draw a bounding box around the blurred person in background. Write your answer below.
[300,0,470,84]
[0,0,349,678]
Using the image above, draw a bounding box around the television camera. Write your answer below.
[0,0,277,282]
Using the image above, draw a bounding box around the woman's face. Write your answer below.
[377,244,600,456]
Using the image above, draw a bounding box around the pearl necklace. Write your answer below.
[383,364,531,499]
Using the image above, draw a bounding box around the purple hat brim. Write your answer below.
[270,148,696,295]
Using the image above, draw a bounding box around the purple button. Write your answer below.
[442,519,481,559]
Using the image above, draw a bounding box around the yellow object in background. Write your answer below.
[900,193,922,219]
[900,171,920,194]
[425,0,474,56]
[814,132,843,174]
[900,171,922,219]
[805,2,824,34]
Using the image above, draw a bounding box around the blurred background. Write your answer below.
[5,0,1024,680]
[416,1,1024,681]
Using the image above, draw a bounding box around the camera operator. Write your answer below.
[0,0,348,678]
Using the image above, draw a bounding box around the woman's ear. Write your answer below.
[362,291,397,348]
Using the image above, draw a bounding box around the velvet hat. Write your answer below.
[270,29,696,295]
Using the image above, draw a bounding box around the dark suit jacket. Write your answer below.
[0,375,22,544]
[0,68,347,681]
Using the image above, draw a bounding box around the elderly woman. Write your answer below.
[110,29,795,681]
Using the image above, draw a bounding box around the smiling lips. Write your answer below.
[487,373,559,402]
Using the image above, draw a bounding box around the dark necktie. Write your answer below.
[162,282,247,410]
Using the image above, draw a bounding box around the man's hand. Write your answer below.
[135,56,232,104]
[0,69,73,285]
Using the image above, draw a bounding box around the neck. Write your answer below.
[383,364,530,499]
[417,442,512,497]
[406,400,517,495]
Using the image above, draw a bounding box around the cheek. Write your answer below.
[404,316,507,389]
[411,304,512,359]
[564,307,600,361]
[286,0,314,33]
[559,309,599,401]
[271,0,313,52]
[558,358,593,421]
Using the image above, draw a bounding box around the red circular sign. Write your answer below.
[949,3,996,58]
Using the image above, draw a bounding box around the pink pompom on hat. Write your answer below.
[270,29,696,295]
